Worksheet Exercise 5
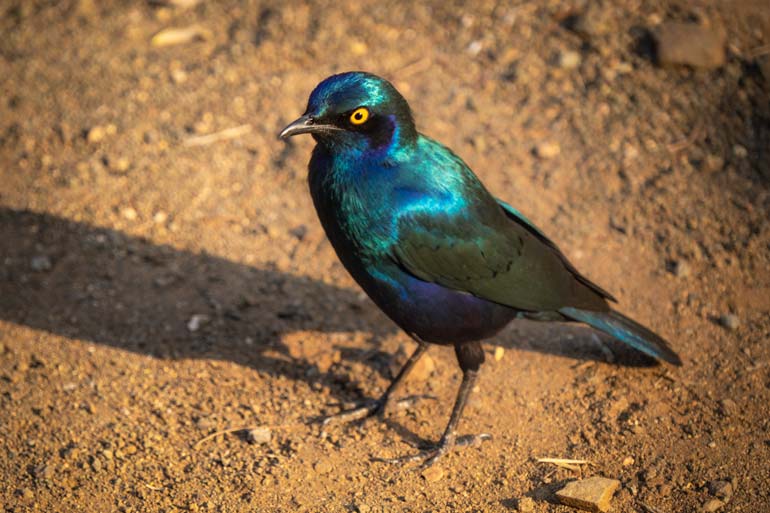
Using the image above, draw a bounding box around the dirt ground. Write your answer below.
[1,1,769,512]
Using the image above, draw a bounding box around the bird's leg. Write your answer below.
[378,341,492,468]
[322,340,429,426]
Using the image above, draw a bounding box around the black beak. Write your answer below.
[278,115,339,140]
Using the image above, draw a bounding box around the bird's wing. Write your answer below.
[390,196,611,312]
[496,199,616,302]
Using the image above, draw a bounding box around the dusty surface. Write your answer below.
[1,1,769,512]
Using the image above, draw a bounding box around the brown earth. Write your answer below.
[1,1,769,512]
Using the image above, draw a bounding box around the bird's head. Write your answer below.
[279,72,417,152]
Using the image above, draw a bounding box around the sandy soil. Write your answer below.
[1,1,769,511]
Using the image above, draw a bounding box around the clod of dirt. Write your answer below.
[654,22,726,69]
[555,476,620,513]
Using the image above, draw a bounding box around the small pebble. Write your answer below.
[494,346,504,361]
[672,260,691,278]
[187,314,209,332]
[535,141,561,159]
[719,314,739,331]
[30,255,52,272]
[702,498,725,512]
[421,465,444,482]
[559,50,582,69]
[121,207,138,221]
[732,145,748,159]
[622,456,635,466]
[654,22,726,69]
[708,480,733,500]
[87,125,105,143]
[246,426,272,445]
[718,399,738,416]
[556,476,620,513]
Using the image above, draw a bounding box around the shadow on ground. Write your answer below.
[0,207,660,404]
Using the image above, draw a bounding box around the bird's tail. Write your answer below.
[559,307,682,366]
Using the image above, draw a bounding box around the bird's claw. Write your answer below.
[374,433,492,468]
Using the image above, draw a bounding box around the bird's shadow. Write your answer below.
[0,207,657,422]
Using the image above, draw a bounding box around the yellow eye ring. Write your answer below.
[349,107,369,125]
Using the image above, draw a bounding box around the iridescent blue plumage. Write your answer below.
[279,71,681,466]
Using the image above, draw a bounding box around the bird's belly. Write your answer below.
[358,264,517,344]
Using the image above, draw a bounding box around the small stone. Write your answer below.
[19,488,34,500]
[702,498,725,512]
[171,68,188,84]
[708,480,733,500]
[30,255,52,272]
[121,207,138,221]
[622,456,635,466]
[517,496,535,512]
[153,211,168,224]
[704,154,724,173]
[654,22,726,69]
[110,157,131,173]
[732,145,748,159]
[494,346,505,361]
[556,476,620,513]
[187,314,209,332]
[535,141,561,159]
[572,4,612,39]
[559,50,582,69]
[87,125,106,143]
[719,314,739,331]
[246,426,271,445]
[671,260,691,278]
[421,465,444,482]
[314,460,332,474]
[718,399,738,416]
[350,41,367,55]
[31,464,53,481]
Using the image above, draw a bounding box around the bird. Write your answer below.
[278,71,681,467]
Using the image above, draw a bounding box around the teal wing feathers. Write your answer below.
[390,196,611,312]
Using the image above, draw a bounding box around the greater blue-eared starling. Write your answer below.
[279,71,681,467]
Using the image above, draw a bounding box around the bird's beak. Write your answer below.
[278,115,320,140]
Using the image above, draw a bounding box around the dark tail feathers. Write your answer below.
[559,307,682,366]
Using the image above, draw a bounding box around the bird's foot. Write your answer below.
[375,433,492,469]
[321,395,434,429]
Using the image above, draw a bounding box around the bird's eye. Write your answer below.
[349,107,369,125]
